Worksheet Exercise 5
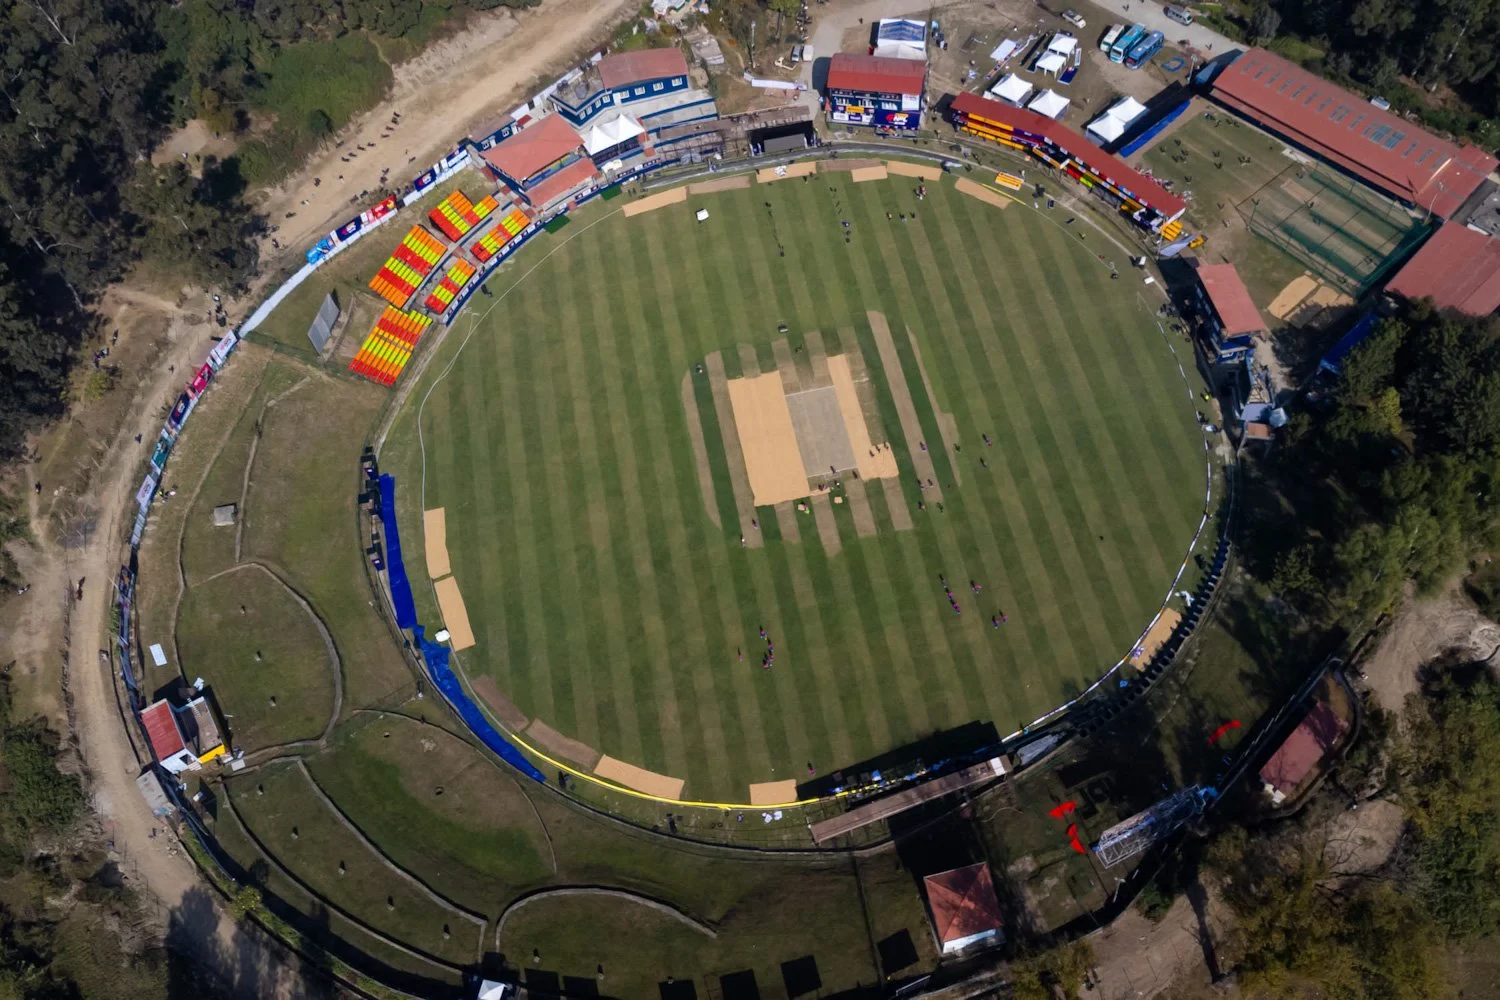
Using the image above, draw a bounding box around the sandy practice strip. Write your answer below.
[850,165,889,183]
[688,176,751,195]
[955,177,1013,210]
[423,508,451,579]
[1267,274,1318,319]
[622,186,687,217]
[525,719,602,769]
[1130,608,1182,666]
[749,779,799,805]
[886,160,942,180]
[727,372,809,507]
[433,576,476,650]
[828,354,899,480]
[757,161,817,183]
[594,755,685,799]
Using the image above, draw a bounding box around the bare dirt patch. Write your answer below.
[622,186,687,218]
[726,372,807,508]
[594,755,685,799]
[433,576,476,650]
[525,718,602,770]
[472,675,530,731]
[955,177,1014,210]
[1360,581,1500,713]
[687,176,752,195]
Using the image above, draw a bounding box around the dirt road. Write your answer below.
[15,301,313,994]
[257,0,637,263]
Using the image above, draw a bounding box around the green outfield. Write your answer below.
[385,170,1208,802]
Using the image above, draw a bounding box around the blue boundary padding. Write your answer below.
[415,626,548,784]
[378,474,418,629]
[1118,100,1191,158]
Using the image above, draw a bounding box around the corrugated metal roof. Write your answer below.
[826,53,927,96]
[950,91,1186,217]
[597,47,690,90]
[1212,49,1495,219]
[1387,221,1500,315]
[1194,261,1266,334]
[141,700,186,763]
[480,115,585,182]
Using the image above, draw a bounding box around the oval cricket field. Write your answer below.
[381,166,1207,803]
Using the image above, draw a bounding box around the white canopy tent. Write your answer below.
[1046,34,1079,57]
[987,72,1034,106]
[1085,96,1148,144]
[1085,116,1128,143]
[989,38,1019,62]
[582,114,645,157]
[1036,52,1067,75]
[1028,89,1071,119]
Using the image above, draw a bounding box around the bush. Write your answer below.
[4,722,84,832]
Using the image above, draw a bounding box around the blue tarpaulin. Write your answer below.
[1118,99,1190,158]
[378,474,418,629]
[415,626,547,784]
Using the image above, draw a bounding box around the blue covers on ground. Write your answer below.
[1118,99,1190,158]
[378,474,418,629]
[415,626,548,784]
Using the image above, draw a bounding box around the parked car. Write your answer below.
[1164,4,1194,24]
[1061,8,1087,28]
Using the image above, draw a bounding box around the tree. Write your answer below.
[1250,3,1282,43]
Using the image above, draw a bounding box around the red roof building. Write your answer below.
[479,115,599,210]
[597,47,690,91]
[1212,49,1496,220]
[924,864,1004,954]
[949,91,1185,225]
[141,700,199,775]
[1193,261,1267,339]
[1387,221,1500,316]
[480,115,587,186]
[1260,699,1348,804]
[826,53,928,97]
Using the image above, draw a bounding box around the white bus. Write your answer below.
[1099,24,1124,53]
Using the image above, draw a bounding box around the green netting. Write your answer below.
[1236,162,1431,294]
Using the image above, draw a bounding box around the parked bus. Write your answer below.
[1124,29,1164,69]
[1099,24,1124,53]
[1110,24,1145,63]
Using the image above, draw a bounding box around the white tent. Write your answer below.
[1046,34,1079,57]
[1105,96,1148,122]
[1028,89,1071,119]
[582,114,645,157]
[987,73,1033,106]
[1086,115,1128,143]
[1036,52,1067,75]
[874,18,928,60]
[1084,96,1148,144]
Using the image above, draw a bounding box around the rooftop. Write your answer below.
[480,115,584,182]
[597,47,690,90]
[1211,48,1496,219]
[1386,221,1500,316]
[523,157,600,209]
[950,92,1186,217]
[924,863,1003,951]
[826,53,928,96]
[1260,699,1347,794]
[1194,261,1267,334]
[141,700,187,763]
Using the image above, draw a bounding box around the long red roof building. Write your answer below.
[1211,49,1496,220]
[1387,221,1500,316]
[949,92,1185,221]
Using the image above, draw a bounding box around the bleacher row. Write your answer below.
[352,188,534,387]
[1070,532,1231,740]
[349,307,433,386]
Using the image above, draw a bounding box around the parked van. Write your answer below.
[1164,4,1194,24]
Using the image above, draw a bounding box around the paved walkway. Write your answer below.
[1085,0,1236,54]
